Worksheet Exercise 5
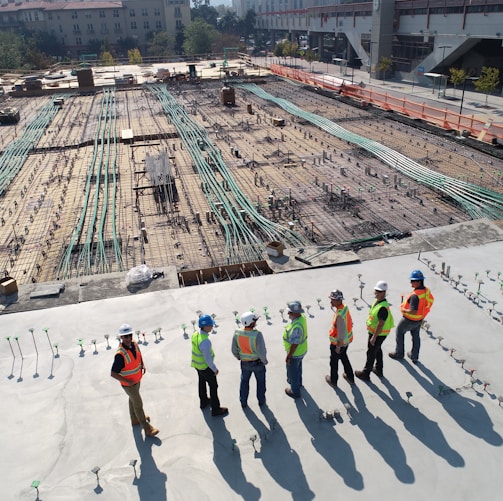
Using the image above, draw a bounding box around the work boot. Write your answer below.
[325,375,337,388]
[355,370,370,381]
[144,423,159,437]
[212,407,229,417]
[131,415,150,426]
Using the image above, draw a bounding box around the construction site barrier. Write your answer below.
[270,64,503,145]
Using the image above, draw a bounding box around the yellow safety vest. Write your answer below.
[190,331,214,369]
[283,314,308,357]
[366,300,394,336]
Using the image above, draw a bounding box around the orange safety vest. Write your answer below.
[116,342,143,386]
[329,305,353,346]
[235,329,259,361]
[401,287,434,321]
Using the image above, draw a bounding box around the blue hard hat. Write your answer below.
[198,314,215,328]
[409,269,425,281]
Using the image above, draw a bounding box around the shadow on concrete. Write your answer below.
[203,411,261,501]
[132,428,167,501]
[372,377,465,467]
[295,389,364,490]
[405,363,503,446]
[344,384,415,484]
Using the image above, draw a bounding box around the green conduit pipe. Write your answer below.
[238,83,503,221]
[149,84,309,264]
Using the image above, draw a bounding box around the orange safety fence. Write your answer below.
[270,64,503,145]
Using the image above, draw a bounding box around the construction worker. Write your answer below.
[110,323,159,437]
[355,281,395,381]
[191,314,228,417]
[231,311,268,408]
[283,301,308,398]
[389,269,434,364]
[325,289,355,387]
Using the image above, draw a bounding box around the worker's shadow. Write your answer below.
[295,389,365,490]
[405,363,503,446]
[243,405,315,501]
[371,378,464,467]
[342,385,415,484]
[132,427,167,501]
[203,411,261,501]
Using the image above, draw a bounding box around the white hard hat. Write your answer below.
[118,323,133,336]
[240,311,259,327]
[374,281,388,292]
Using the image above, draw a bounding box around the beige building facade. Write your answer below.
[0,0,190,58]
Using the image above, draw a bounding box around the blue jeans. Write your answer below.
[394,317,422,360]
[240,360,266,405]
[286,357,303,397]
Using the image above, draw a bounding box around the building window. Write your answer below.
[76,37,82,45]
[48,13,53,21]
[101,23,108,33]
[155,20,162,29]
[72,11,78,19]
[175,7,181,17]
[142,8,148,16]
[114,22,121,32]
[144,20,149,29]
[154,7,160,16]
[113,9,119,18]
[73,24,80,34]
[87,23,94,33]
[131,21,137,29]
[34,12,39,21]
[100,10,106,18]
[176,20,182,29]
[130,9,135,17]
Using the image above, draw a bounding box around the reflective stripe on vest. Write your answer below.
[283,314,308,357]
[116,342,143,386]
[191,331,214,369]
[235,329,259,361]
[366,300,394,336]
[401,287,434,321]
[329,305,353,345]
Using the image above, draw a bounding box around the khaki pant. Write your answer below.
[122,382,148,429]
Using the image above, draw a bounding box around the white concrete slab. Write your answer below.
[1,242,502,500]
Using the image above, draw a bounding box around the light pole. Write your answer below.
[459,77,478,116]
[437,45,452,95]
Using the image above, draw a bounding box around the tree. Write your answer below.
[146,32,175,57]
[116,36,138,57]
[474,66,500,106]
[304,48,319,72]
[376,56,392,83]
[217,10,240,35]
[100,51,114,66]
[242,10,256,40]
[191,5,218,27]
[128,48,143,64]
[183,18,218,55]
[0,31,22,69]
[449,68,466,97]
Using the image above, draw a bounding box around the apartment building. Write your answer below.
[0,0,191,58]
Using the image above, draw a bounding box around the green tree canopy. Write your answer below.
[376,56,392,82]
[474,66,500,106]
[146,31,175,57]
[100,51,114,66]
[217,10,240,35]
[191,5,218,27]
[183,18,218,55]
[128,48,143,64]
